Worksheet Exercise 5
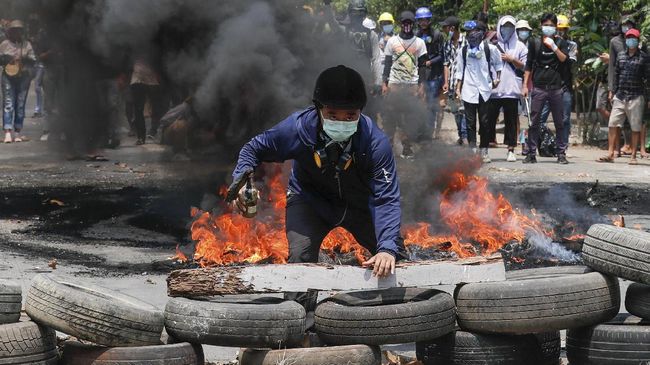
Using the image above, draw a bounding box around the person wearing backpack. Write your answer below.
[487,15,527,162]
[415,7,446,140]
[454,20,503,162]
[521,13,570,164]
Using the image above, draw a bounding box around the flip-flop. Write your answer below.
[629,159,639,165]
[596,156,614,163]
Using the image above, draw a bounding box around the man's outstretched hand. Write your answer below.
[225,168,254,203]
[362,252,396,278]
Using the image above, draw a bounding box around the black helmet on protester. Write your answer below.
[313,65,367,110]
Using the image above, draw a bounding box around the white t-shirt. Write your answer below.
[384,35,427,85]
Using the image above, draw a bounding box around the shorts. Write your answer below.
[608,95,645,132]
[596,83,609,111]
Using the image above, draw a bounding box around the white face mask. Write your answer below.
[321,113,359,142]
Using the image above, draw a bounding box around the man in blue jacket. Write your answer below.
[226,65,406,278]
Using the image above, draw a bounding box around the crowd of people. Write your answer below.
[0,2,648,166]
[323,1,650,165]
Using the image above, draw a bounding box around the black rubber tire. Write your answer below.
[61,341,204,365]
[25,274,164,347]
[0,280,21,324]
[314,288,456,346]
[164,297,305,348]
[456,270,620,334]
[583,224,650,284]
[0,319,58,365]
[506,265,592,280]
[567,314,650,364]
[626,283,650,319]
[416,330,561,365]
[238,345,381,365]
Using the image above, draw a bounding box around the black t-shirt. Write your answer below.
[417,28,445,79]
[525,37,570,90]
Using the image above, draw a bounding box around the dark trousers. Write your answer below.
[463,95,490,148]
[285,195,381,263]
[131,83,166,140]
[487,98,519,148]
[527,87,567,156]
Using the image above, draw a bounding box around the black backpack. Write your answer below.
[538,123,557,157]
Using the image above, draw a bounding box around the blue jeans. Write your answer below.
[33,63,45,114]
[540,88,572,145]
[2,73,31,131]
[425,76,443,135]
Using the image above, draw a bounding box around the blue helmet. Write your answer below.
[415,7,432,20]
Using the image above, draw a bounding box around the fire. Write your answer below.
[186,169,565,267]
[403,173,553,258]
[170,244,188,263]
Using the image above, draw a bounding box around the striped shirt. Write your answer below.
[444,34,466,92]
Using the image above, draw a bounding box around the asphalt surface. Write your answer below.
[1,94,649,363]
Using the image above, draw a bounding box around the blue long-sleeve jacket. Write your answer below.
[233,106,402,256]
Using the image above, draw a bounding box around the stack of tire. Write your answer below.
[412,265,619,364]
[164,295,382,365]
[0,279,58,365]
[23,274,203,365]
[566,224,650,364]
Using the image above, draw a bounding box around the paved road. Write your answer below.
[0,105,647,363]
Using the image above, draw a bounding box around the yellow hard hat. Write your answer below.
[557,15,570,29]
[378,12,394,24]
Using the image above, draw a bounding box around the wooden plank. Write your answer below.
[167,254,506,297]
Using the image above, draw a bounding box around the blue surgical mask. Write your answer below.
[626,38,639,49]
[382,24,394,34]
[500,26,515,40]
[622,25,630,34]
[518,30,530,41]
[322,115,359,142]
[542,25,556,36]
[448,30,454,38]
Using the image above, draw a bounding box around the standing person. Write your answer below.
[516,19,533,153]
[0,20,36,143]
[487,16,527,162]
[130,55,166,145]
[442,16,467,145]
[415,7,446,139]
[381,11,428,158]
[227,65,406,275]
[598,29,650,165]
[372,12,394,96]
[608,16,637,156]
[521,13,570,164]
[454,20,503,162]
[538,15,577,150]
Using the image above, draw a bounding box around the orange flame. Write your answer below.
[170,244,188,263]
[188,170,562,266]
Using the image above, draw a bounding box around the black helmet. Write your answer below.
[348,0,367,13]
[313,65,367,110]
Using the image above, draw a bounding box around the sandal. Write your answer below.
[629,159,639,165]
[597,156,614,163]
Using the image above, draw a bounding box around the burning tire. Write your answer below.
[25,274,164,347]
[314,288,456,346]
[0,280,21,324]
[0,319,58,365]
[567,314,650,364]
[456,269,620,334]
[238,345,381,365]
[61,341,204,365]
[416,330,560,365]
[625,283,650,319]
[583,224,650,284]
[164,297,305,348]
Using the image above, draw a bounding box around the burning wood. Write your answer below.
[166,254,505,297]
